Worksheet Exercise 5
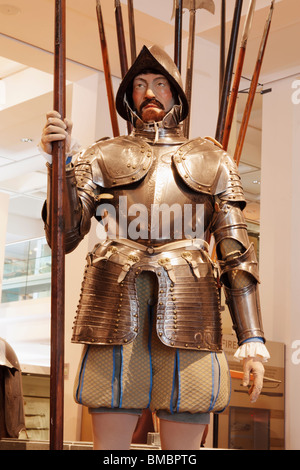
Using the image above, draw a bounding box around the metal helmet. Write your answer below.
[0,337,20,370]
[116,45,189,124]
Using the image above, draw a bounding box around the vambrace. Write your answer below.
[42,162,97,253]
[211,200,265,345]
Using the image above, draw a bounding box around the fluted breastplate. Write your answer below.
[97,143,214,245]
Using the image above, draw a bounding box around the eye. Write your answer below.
[134,82,146,90]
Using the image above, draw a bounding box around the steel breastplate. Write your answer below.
[83,135,217,245]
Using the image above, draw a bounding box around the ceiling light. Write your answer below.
[21,138,33,143]
[252,180,261,185]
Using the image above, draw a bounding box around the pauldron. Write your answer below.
[77,136,153,188]
[76,136,246,208]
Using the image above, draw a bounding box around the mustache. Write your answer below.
[140,99,165,112]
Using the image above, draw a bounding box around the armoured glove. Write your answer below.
[242,356,265,403]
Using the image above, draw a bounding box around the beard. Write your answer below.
[139,99,166,122]
[141,107,166,122]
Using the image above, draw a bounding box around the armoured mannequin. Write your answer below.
[0,338,26,438]
[41,45,269,450]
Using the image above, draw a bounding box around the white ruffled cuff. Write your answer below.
[38,137,82,164]
[234,342,270,362]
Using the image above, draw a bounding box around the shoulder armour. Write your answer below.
[78,136,154,188]
[172,137,246,207]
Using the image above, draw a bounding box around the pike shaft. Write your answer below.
[96,0,120,137]
[50,0,66,451]
[174,0,183,71]
[234,1,274,165]
[215,0,243,144]
[222,0,256,150]
[128,0,137,64]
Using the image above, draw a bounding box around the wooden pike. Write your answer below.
[50,0,66,451]
[222,0,256,151]
[173,0,183,71]
[219,0,226,101]
[115,0,128,78]
[96,0,120,137]
[183,0,215,138]
[234,0,275,166]
[215,0,243,144]
[127,0,137,65]
[114,0,131,134]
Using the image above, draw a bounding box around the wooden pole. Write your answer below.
[215,0,243,143]
[96,0,120,137]
[115,0,128,78]
[174,0,183,71]
[128,0,137,65]
[183,0,196,138]
[234,0,274,165]
[114,0,130,134]
[50,0,66,451]
[222,0,256,151]
[183,0,215,138]
[219,0,226,101]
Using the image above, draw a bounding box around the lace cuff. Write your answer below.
[234,341,270,362]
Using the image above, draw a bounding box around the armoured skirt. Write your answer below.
[73,239,231,416]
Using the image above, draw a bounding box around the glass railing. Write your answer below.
[1,237,51,303]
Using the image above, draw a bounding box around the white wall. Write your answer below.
[0,297,50,369]
[260,74,300,450]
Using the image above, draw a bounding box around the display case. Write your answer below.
[1,237,51,303]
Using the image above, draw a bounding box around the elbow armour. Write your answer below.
[212,202,265,345]
[42,163,94,253]
[219,243,265,345]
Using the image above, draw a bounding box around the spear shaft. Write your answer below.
[174,0,183,71]
[183,0,196,138]
[96,0,120,137]
[234,0,275,165]
[222,0,256,151]
[128,0,137,65]
[115,0,128,78]
[215,0,243,143]
[219,0,226,101]
[115,0,130,133]
[50,0,66,451]
[183,0,215,138]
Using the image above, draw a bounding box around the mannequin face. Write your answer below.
[132,73,175,122]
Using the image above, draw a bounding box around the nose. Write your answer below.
[145,86,156,99]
